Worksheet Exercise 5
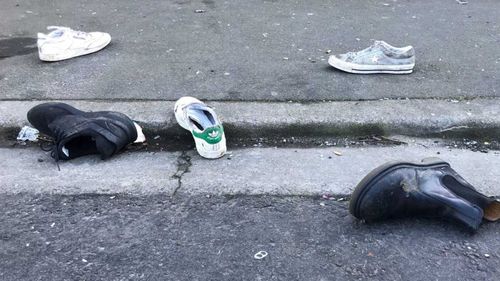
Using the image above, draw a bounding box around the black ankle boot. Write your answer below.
[349,158,490,231]
[27,102,138,161]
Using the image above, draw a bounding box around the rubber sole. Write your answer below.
[349,157,450,219]
[328,55,414,74]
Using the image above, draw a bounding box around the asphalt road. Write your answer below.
[1,194,499,281]
[0,0,499,101]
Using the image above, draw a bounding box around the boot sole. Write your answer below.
[349,157,450,219]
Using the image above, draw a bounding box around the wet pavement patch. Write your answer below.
[0,37,37,59]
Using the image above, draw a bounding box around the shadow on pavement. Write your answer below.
[0,37,37,59]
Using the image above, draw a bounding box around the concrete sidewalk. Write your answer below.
[0,0,499,101]
[2,142,499,196]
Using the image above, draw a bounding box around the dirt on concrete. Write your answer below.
[5,132,499,156]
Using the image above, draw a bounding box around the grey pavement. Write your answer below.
[2,142,499,196]
[1,194,499,281]
[0,0,499,101]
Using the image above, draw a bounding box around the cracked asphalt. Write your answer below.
[1,194,499,281]
[171,151,193,196]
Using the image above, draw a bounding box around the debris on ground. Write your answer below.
[360,136,407,146]
[458,138,496,153]
[254,251,268,260]
[321,194,349,201]
[194,9,206,13]
[456,0,468,4]
[229,135,411,150]
[17,126,39,141]
[333,150,342,156]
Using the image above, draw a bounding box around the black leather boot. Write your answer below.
[349,158,499,231]
[27,102,138,162]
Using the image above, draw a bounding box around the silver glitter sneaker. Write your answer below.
[328,41,415,74]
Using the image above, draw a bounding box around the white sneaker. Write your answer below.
[37,26,111,62]
[174,97,227,159]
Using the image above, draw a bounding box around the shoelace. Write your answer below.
[38,128,66,171]
[39,140,60,171]
[345,44,377,60]
[345,51,358,59]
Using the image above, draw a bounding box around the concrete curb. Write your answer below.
[1,98,499,140]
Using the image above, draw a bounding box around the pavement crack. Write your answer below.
[171,151,192,196]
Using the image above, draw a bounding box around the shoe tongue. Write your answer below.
[94,134,115,159]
